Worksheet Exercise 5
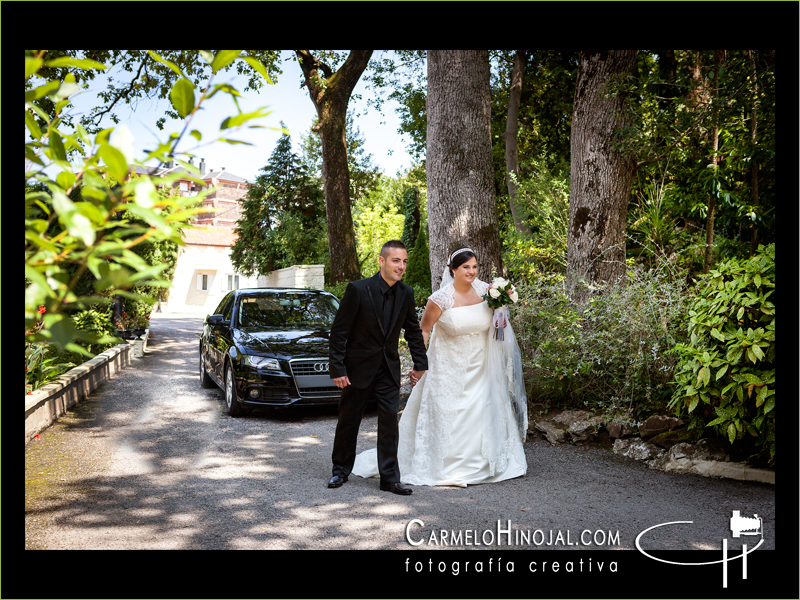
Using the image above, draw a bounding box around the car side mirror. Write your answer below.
[207,314,227,326]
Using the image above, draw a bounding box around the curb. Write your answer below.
[25,342,131,445]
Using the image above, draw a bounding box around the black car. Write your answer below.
[199,288,342,415]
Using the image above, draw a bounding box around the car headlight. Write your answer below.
[245,355,281,370]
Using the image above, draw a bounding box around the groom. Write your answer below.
[328,240,428,495]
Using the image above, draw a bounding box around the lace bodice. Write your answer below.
[429,279,490,312]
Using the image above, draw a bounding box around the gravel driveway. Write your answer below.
[25,312,775,557]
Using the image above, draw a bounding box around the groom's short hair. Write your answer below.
[380,239,406,258]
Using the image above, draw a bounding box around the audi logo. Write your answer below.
[314,362,329,373]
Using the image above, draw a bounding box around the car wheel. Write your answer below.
[199,348,215,389]
[224,363,244,417]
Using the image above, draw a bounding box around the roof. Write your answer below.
[204,170,249,184]
[182,226,238,247]
[127,164,250,184]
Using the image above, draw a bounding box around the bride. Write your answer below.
[351,246,528,487]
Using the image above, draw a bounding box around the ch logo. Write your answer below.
[314,362,329,373]
[636,510,764,588]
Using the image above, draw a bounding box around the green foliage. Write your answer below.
[353,177,405,276]
[668,244,775,466]
[298,111,382,205]
[25,342,76,394]
[72,306,117,354]
[515,261,690,419]
[404,224,432,294]
[27,50,281,137]
[25,49,276,358]
[230,124,327,278]
[502,160,570,283]
[612,50,776,263]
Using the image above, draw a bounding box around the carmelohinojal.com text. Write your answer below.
[405,519,622,548]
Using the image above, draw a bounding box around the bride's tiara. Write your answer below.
[449,247,474,264]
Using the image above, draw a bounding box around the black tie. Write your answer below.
[383,285,395,335]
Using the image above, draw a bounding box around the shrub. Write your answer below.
[668,243,775,466]
[25,343,75,394]
[404,225,432,294]
[514,262,690,420]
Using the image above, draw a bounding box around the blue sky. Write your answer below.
[61,51,416,182]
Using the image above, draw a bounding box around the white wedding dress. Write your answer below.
[351,278,528,487]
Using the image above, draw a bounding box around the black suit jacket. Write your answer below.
[329,272,428,389]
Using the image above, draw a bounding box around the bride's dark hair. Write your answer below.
[448,245,477,277]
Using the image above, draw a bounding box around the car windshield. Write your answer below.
[237,293,340,329]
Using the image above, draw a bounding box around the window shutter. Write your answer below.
[197,274,203,290]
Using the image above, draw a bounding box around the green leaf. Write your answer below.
[56,170,76,191]
[170,78,195,119]
[715,365,728,381]
[25,57,43,79]
[210,50,242,73]
[49,127,67,161]
[218,138,253,146]
[710,328,725,342]
[189,129,202,142]
[45,56,108,70]
[688,396,699,413]
[24,80,61,102]
[750,344,764,361]
[755,385,769,407]
[697,366,710,387]
[736,306,745,321]
[753,274,761,288]
[240,55,273,84]
[42,312,78,349]
[25,110,43,140]
[147,51,183,77]
[98,144,129,182]
[220,107,273,130]
[763,396,775,415]
[727,423,736,444]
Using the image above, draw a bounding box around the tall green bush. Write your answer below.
[668,243,775,465]
[515,261,690,419]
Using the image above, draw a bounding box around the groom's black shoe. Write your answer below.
[380,481,413,495]
[328,475,348,488]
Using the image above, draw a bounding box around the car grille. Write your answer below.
[290,359,331,376]
[289,358,340,399]
[298,386,342,398]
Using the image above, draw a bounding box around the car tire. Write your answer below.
[199,347,215,389]
[224,362,244,417]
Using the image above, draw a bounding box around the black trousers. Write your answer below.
[331,359,400,484]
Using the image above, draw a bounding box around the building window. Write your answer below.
[226,274,240,291]
[197,273,213,291]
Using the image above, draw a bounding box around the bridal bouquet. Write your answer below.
[483,277,519,341]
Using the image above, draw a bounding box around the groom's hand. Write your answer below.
[409,369,424,386]
[333,375,351,389]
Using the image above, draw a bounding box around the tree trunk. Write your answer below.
[703,50,725,273]
[426,50,502,290]
[502,50,529,235]
[567,50,637,302]
[296,50,372,284]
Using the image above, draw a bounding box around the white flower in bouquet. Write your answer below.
[489,287,501,299]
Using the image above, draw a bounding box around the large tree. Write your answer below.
[501,50,529,235]
[230,125,325,277]
[295,50,372,284]
[426,50,502,289]
[566,50,637,302]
